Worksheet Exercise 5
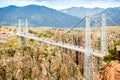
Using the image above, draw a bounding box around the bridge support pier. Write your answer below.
[18,19,29,46]
[18,19,22,46]
[25,19,29,46]
[84,15,93,80]
[101,14,108,55]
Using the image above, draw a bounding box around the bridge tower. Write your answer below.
[25,19,29,46]
[18,19,29,46]
[18,19,22,46]
[84,15,93,80]
[101,14,108,54]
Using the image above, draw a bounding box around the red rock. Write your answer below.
[97,60,120,80]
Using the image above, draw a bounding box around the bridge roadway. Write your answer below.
[14,33,105,58]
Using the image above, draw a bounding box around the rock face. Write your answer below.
[97,60,120,80]
[1,27,119,80]
[0,46,82,80]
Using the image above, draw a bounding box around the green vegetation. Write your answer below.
[52,49,57,56]
[24,68,32,79]
[103,53,116,63]
[43,46,48,51]
[5,48,16,57]
[103,41,120,63]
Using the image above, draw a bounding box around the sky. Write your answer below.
[0,0,120,9]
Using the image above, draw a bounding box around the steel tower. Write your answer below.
[101,14,108,54]
[84,15,93,80]
[18,19,22,46]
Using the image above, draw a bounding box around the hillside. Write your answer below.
[97,60,120,80]
[0,5,80,28]
[96,7,120,26]
[0,26,120,79]
[61,7,104,18]
[0,26,83,80]
[61,7,120,26]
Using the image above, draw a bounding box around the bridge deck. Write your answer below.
[16,33,105,58]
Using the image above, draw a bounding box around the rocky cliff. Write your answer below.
[97,60,120,80]
[0,45,82,80]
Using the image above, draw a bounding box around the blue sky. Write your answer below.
[0,0,120,9]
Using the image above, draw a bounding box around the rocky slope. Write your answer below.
[0,29,83,80]
[97,60,120,80]
[0,46,82,80]
[0,26,120,80]
[29,26,120,75]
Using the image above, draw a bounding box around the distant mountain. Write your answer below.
[0,5,120,27]
[95,7,120,26]
[0,5,80,28]
[61,6,120,26]
[61,7,104,18]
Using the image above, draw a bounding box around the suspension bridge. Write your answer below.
[0,14,113,80]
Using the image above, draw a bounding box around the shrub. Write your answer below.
[103,41,120,63]
[24,68,32,79]
[5,48,16,57]
[103,53,116,63]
